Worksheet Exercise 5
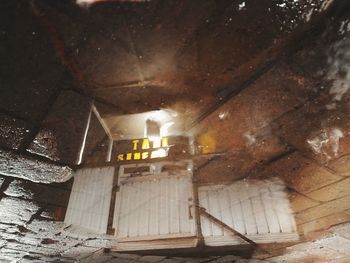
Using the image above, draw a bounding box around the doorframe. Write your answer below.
[110,160,199,251]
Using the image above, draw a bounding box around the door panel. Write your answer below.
[113,162,196,242]
[64,166,114,234]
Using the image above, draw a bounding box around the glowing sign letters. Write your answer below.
[117,137,169,161]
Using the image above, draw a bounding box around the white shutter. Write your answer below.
[64,166,114,234]
[113,161,197,250]
[198,179,298,246]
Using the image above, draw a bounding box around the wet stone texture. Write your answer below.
[0,149,72,183]
[0,0,350,262]
[273,11,350,167]
[39,90,92,165]
[0,173,74,262]
[0,113,31,150]
[4,179,70,207]
[27,128,60,161]
[1,221,350,263]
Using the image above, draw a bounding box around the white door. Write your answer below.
[113,161,197,249]
[65,166,114,234]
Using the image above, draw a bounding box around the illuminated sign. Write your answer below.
[117,137,169,161]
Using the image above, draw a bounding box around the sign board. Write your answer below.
[117,137,169,161]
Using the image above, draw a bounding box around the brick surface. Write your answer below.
[196,133,288,184]
[289,191,320,213]
[298,212,350,234]
[0,197,38,225]
[273,96,350,165]
[328,155,350,176]
[255,152,341,193]
[296,194,350,224]
[195,63,310,154]
[305,178,350,202]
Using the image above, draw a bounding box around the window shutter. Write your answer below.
[198,179,298,246]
